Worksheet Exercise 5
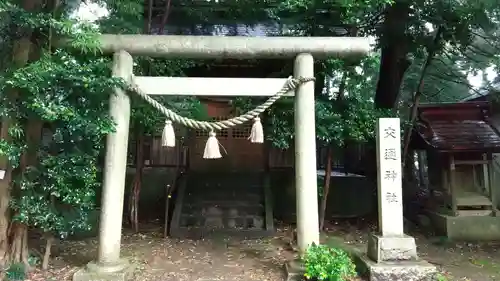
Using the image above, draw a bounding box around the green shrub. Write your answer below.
[303,243,357,281]
[5,262,26,281]
[435,273,450,281]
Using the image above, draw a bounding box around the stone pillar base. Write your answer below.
[359,254,437,281]
[367,233,418,262]
[73,259,135,281]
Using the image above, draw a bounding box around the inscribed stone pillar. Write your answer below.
[376,118,404,236]
[367,118,417,262]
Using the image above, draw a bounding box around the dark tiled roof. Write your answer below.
[413,102,500,152]
[156,23,348,37]
[154,23,288,36]
[461,82,500,102]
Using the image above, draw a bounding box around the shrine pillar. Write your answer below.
[294,53,320,252]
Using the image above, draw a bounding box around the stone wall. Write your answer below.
[270,169,376,223]
[70,168,376,238]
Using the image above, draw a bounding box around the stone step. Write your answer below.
[181,214,265,219]
[186,186,261,190]
[182,202,264,208]
[457,210,493,216]
[186,181,263,189]
[184,191,263,197]
[184,197,263,204]
[456,192,492,207]
[171,172,271,238]
[182,204,264,211]
[180,215,265,229]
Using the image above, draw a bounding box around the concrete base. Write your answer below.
[367,233,418,262]
[427,210,500,240]
[73,259,135,281]
[359,254,437,281]
[284,260,305,281]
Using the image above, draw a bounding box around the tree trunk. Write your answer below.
[374,2,411,109]
[41,234,53,270]
[417,151,426,187]
[6,119,43,273]
[129,130,144,233]
[127,0,153,233]
[164,145,182,238]
[157,0,172,35]
[0,0,40,269]
[0,117,13,270]
[8,223,29,266]
[319,147,333,231]
[401,27,443,168]
[404,151,416,184]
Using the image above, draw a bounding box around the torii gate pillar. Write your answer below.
[294,53,320,251]
[73,34,371,281]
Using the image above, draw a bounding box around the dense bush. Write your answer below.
[303,244,357,281]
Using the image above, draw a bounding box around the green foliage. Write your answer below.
[264,98,295,149]
[0,0,120,238]
[97,0,145,34]
[4,255,38,280]
[272,0,500,103]
[5,262,26,281]
[0,0,206,242]
[257,54,396,149]
[270,0,394,36]
[303,244,357,281]
[130,57,207,135]
[391,1,500,103]
[1,48,118,236]
[434,273,450,281]
[99,0,209,135]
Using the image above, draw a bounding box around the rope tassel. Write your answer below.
[161,120,176,147]
[249,117,264,143]
[203,131,222,159]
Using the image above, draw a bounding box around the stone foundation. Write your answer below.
[427,211,500,240]
[367,233,418,262]
[73,259,135,281]
[359,254,437,281]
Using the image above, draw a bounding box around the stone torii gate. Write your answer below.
[73,34,371,281]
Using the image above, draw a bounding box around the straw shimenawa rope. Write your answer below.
[129,75,314,158]
[128,76,315,131]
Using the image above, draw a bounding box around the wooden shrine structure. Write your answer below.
[410,101,500,240]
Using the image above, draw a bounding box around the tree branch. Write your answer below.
[157,0,172,35]
[402,26,443,169]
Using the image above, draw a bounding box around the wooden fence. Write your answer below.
[127,136,369,172]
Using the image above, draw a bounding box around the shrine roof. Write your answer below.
[411,101,500,152]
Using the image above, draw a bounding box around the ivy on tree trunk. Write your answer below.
[0,0,41,269]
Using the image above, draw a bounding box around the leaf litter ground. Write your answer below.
[28,224,297,281]
[321,218,500,281]
[26,220,500,281]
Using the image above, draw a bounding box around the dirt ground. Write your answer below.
[27,224,297,281]
[322,218,500,281]
[25,220,500,281]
